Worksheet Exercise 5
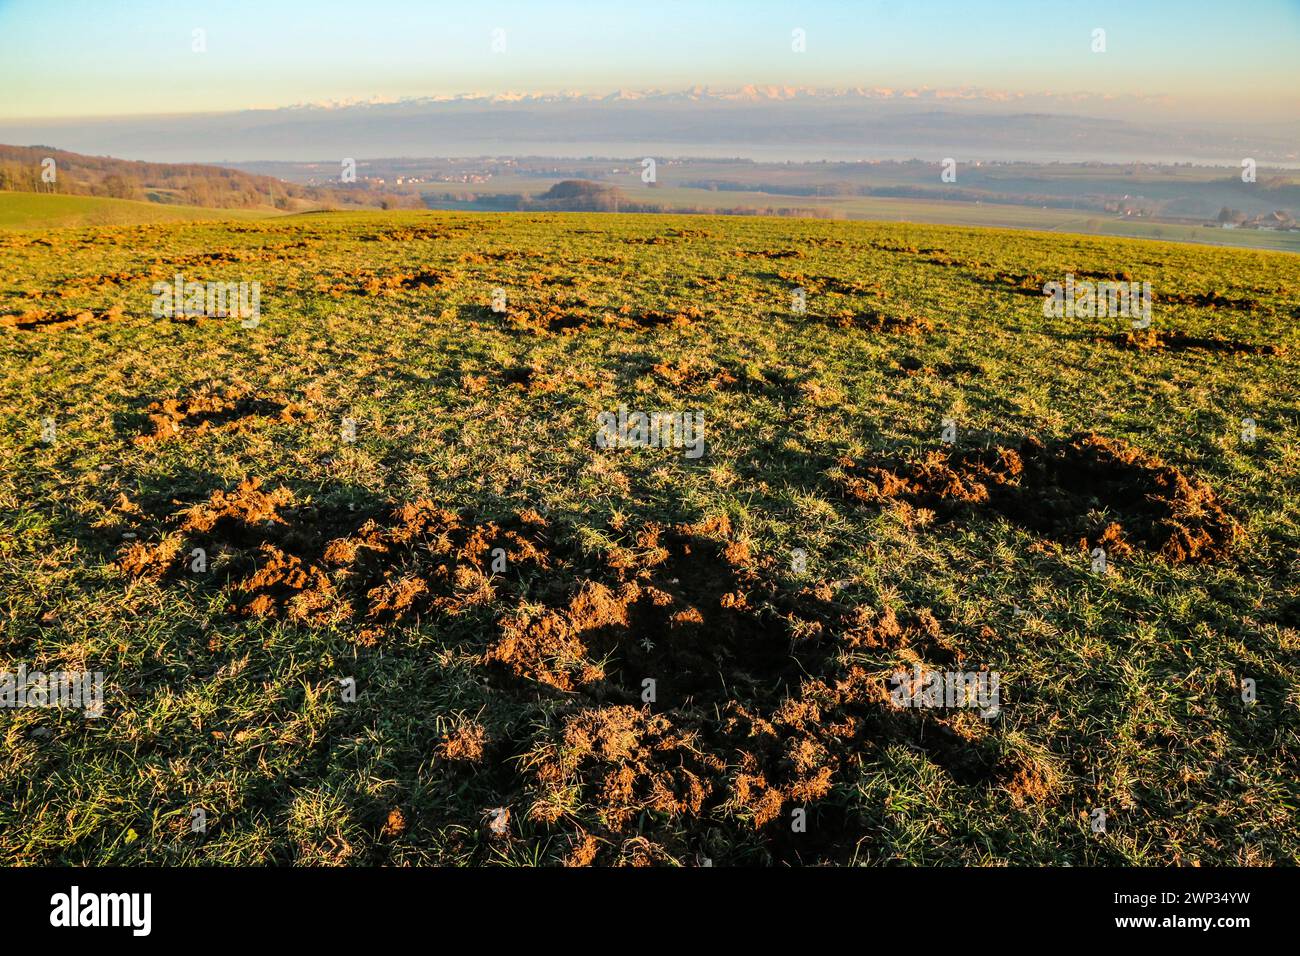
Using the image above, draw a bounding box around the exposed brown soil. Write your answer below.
[777,271,887,298]
[39,271,157,298]
[135,390,316,444]
[734,248,804,260]
[524,272,578,288]
[1095,329,1284,355]
[650,358,738,392]
[610,304,709,330]
[459,250,525,264]
[316,269,452,297]
[120,487,554,642]
[1157,290,1261,310]
[501,302,707,335]
[822,304,930,334]
[837,433,1239,562]
[359,226,469,242]
[178,477,297,536]
[486,517,828,705]
[976,271,1048,297]
[1,305,126,332]
[116,486,1024,862]
[437,723,490,763]
[891,356,982,379]
[503,303,594,335]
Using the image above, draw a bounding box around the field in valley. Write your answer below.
[1,209,1297,865]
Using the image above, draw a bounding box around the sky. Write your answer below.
[1,0,1297,121]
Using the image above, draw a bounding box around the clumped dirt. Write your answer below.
[975,270,1047,297]
[459,250,525,264]
[503,303,594,335]
[1,305,126,332]
[118,534,186,581]
[734,248,803,260]
[116,485,1021,863]
[666,228,718,240]
[776,271,887,298]
[1095,329,1284,356]
[650,358,738,392]
[178,477,297,536]
[120,487,554,642]
[315,268,453,298]
[438,723,490,763]
[822,303,930,334]
[610,304,709,330]
[359,226,467,242]
[135,390,316,444]
[28,271,157,299]
[890,356,982,379]
[486,517,829,706]
[925,252,990,270]
[1157,290,1261,310]
[524,272,578,288]
[837,433,1239,562]
[501,302,707,335]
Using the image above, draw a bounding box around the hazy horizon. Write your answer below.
[2,0,1297,125]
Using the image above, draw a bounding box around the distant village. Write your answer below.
[1213,208,1298,231]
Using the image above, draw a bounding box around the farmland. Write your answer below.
[0,192,278,231]
[1,209,1298,866]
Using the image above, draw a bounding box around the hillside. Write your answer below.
[0,191,279,230]
[0,144,418,213]
[1,210,1297,866]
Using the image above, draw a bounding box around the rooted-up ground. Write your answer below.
[1,210,1297,866]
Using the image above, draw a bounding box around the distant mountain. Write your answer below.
[2,88,1295,165]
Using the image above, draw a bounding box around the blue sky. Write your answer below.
[1,0,1297,119]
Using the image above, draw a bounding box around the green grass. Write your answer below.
[1,209,1297,866]
[0,191,279,230]
[421,172,1300,253]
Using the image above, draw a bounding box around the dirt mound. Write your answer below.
[524,272,577,288]
[459,250,524,264]
[116,483,1012,860]
[776,271,886,298]
[178,477,297,536]
[503,303,593,335]
[528,706,727,830]
[890,356,982,379]
[119,487,554,642]
[822,303,930,334]
[501,303,707,335]
[488,519,830,707]
[316,269,452,298]
[359,226,463,242]
[135,390,316,444]
[650,359,738,392]
[610,305,709,330]
[734,248,803,260]
[976,271,1046,297]
[837,434,1239,562]
[1157,290,1261,310]
[1096,329,1284,355]
[1,305,125,332]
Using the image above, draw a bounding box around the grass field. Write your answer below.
[413,167,1300,254]
[0,191,279,230]
[1,209,1297,866]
